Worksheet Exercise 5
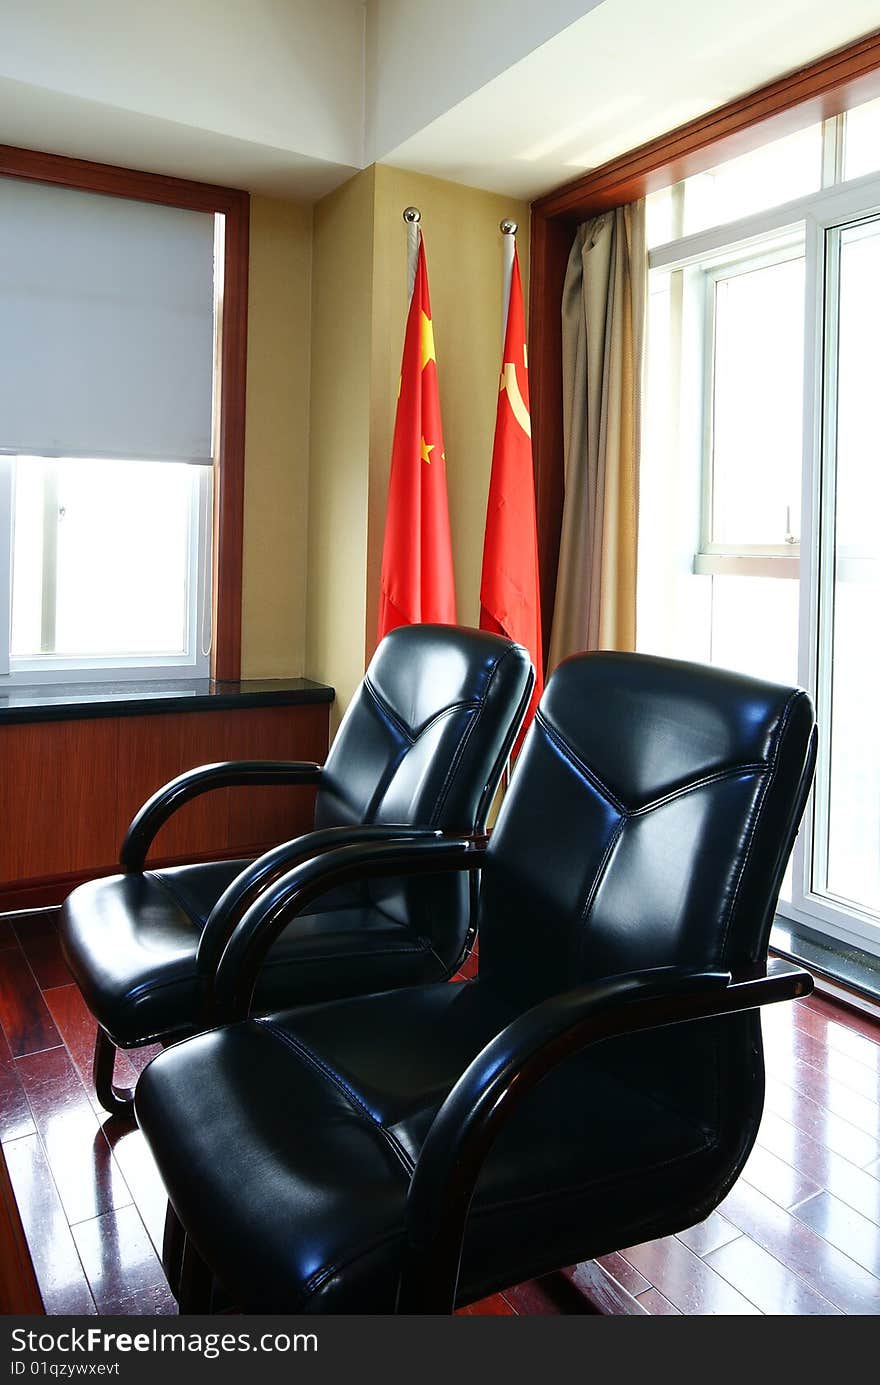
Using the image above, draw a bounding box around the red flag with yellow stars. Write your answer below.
[479,245,543,746]
[378,236,456,640]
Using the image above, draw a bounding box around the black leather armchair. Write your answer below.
[60,625,533,1114]
[136,652,817,1313]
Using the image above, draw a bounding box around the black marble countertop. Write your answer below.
[0,676,335,726]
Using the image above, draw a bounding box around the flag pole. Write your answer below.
[500,218,517,343]
[403,206,421,300]
[499,218,518,795]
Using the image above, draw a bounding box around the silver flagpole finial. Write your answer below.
[403,207,421,224]
[500,219,518,236]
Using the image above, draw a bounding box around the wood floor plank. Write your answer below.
[0,1027,34,1145]
[592,1252,652,1298]
[757,1113,880,1226]
[764,1077,879,1167]
[501,1275,593,1315]
[719,1179,880,1314]
[779,1005,880,1073]
[767,1057,879,1138]
[2,1134,96,1315]
[459,1293,516,1315]
[676,1210,741,1257]
[102,1123,170,1261]
[43,984,139,1113]
[742,1142,822,1210]
[799,996,880,1047]
[620,1237,761,1315]
[0,948,61,1058]
[705,1234,842,1315]
[19,932,72,992]
[764,1029,880,1104]
[792,1190,880,1278]
[14,1046,131,1226]
[561,1261,647,1314]
[72,1205,177,1316]
[636,1288,681,1315]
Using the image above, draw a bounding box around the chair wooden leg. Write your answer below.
[162,1202,187,1299]
[92,1028,136,1117]
[177,1234,214,1313]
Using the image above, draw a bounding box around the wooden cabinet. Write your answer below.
[0,699,331,911]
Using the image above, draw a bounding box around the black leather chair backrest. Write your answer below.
[315,625,534,953]
[479,652,816,1009]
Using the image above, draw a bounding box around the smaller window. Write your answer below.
[703,248,804,555]
[646,124,823,247]
[1,456,211,680]
[842,95,880,181]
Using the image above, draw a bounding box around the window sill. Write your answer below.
[0,676,335,727]
[771,915,880,1010]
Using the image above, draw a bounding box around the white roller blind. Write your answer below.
[0,178,215,463]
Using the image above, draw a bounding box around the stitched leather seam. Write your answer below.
[535,710,768,816]
[630,763,767,816]
[257,940,432,971]
[466,1130,715,1220]
[535,710,628,813]
[429,707,479,826]
[575,817,625,973]
[295,1227,406,1310]
[364,676,483,744]
[721,689,802,958]
[256,1022,416,1180]
[430,644,519,828]
[146,870,213,928]
[294,1131,717,1310]
[362,677,414,744]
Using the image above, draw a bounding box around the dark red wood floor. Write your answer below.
[1,911,879,1316]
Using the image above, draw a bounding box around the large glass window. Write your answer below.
[639,92,880,955]
[815,216,880,922]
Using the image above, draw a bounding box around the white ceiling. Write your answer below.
[2,0,879,203]
[0,0,366,197]
[381,0,880,199]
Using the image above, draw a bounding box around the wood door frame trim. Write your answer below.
[0,144,249,680]
[529,28,880,651]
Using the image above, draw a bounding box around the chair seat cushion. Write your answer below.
[136,980,724,1312]
[60,864,446,1047]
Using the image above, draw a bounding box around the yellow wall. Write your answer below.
[240,195,313,679]
[240,171,530,724]
[306,168,376,723]
[368,167,530,650]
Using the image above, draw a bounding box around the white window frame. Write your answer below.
[697,239,805,578]
[0,456,213,684]
[647,161,880,957]
[784,176,880,957]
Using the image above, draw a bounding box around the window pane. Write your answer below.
[710,255,804,547]
[11,458,194,659]
[646,187,677,250]
[709,574,799,687]
[683,125,822,236]
[819,221,880,919]
[843,96,880,181]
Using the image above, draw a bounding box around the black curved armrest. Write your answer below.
[119,761,323,871]
[196,824,446,973]
[397,957,813,1313]
[209,835,489,1025]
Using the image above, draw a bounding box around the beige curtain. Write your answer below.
[548,202,646,668]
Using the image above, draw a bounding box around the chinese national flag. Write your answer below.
[480,246,543,745]
[377,237,456,640]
